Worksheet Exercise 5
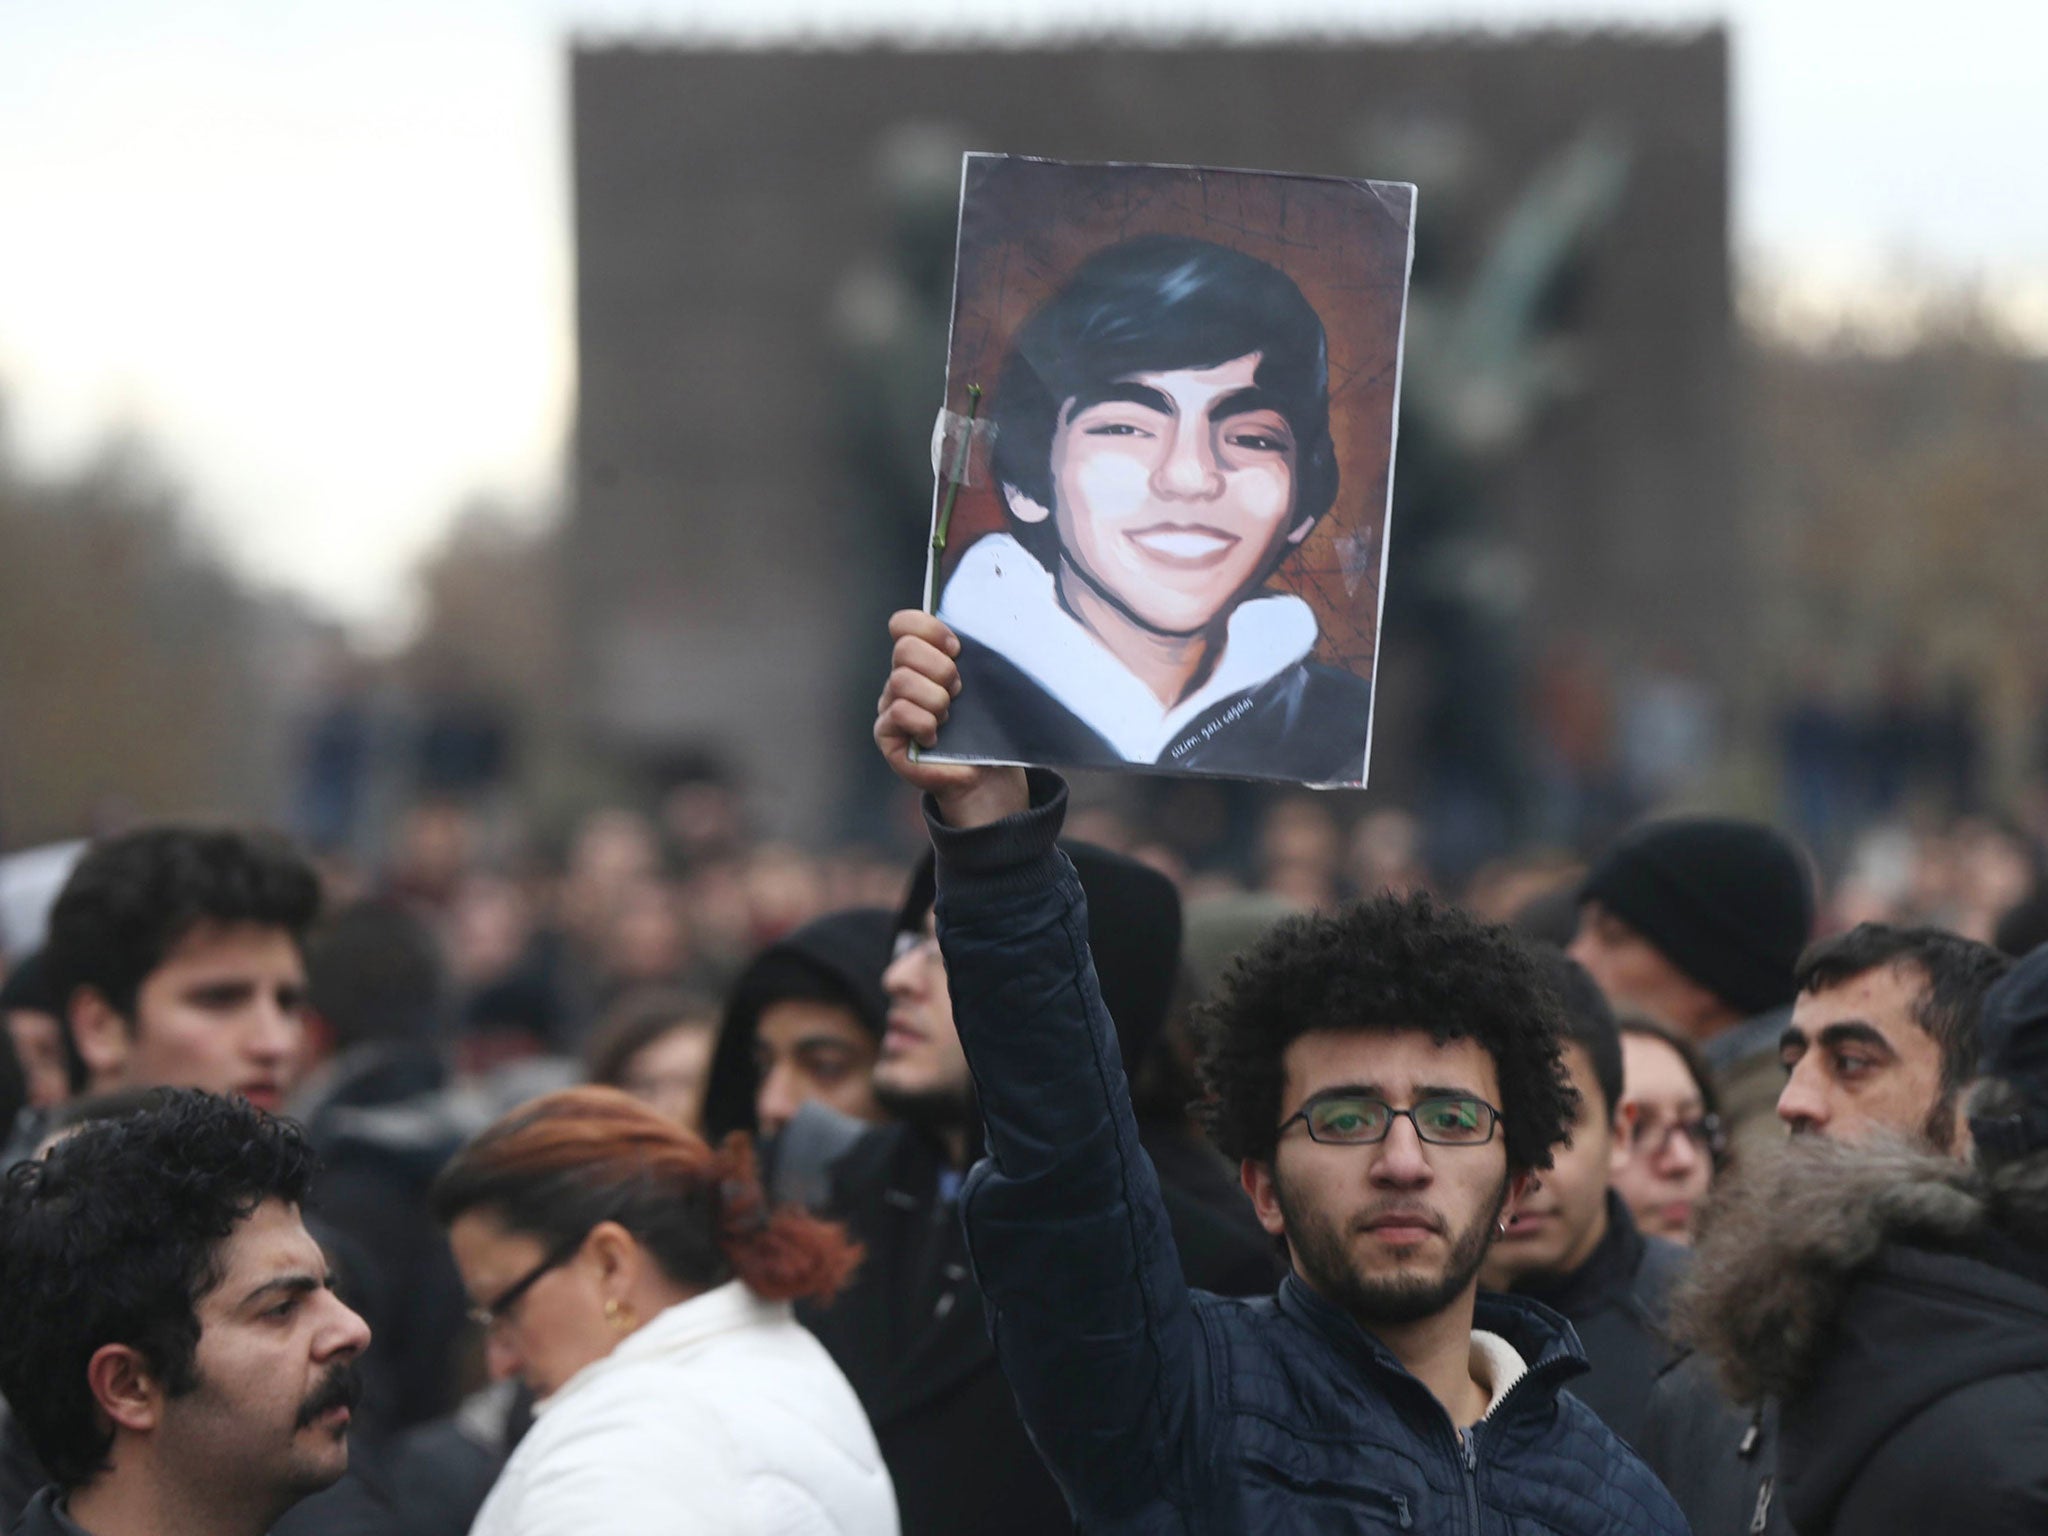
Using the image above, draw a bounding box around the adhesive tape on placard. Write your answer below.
[930,409,998,486]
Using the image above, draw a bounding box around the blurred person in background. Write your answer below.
[1463,850,1581,928]
[293,897,469,1437]
[40,827,322,1118]
[431,1087,896,1536]
[1347,806,1432,900]
[0,951,85,1159]
[583,986,720,1132]
[1611,1018,1721,1244]
[1569,815,1815,1161]
[476,806,665,1056]
[1671,938,2048,1534]
[383,802,477,919]
[1638,922,2007,1536]
[591,872,694,1000]
[1479,952,1687,1449]
[1255,797,1343,908]
[0,1092,371,1536]
[0,1027,22,1172]
[700,909,893,1149]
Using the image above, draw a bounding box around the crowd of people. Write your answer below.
[2,607,2047,1534]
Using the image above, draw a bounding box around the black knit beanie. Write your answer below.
[1580,817,1815,1018]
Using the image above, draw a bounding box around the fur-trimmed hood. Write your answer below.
[1673,1118,2048,1406]
[1673,1117,2048,1531]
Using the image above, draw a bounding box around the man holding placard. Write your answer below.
[873,608,1686,1532]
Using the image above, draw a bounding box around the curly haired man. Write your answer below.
[872,607,1685,1532]
[0,1091,370,1536]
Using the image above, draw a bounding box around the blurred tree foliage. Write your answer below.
[0,405,320,846]
[1748,292,2048,795]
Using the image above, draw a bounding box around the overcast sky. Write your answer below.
[3,0,2043,638]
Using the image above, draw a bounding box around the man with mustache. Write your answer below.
[873,610,1685,1531]
[934,234,1376,784]
[0,1089,370,1536]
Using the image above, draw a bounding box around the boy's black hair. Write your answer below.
[43,827,321,1022]
[1197,892,1578,1173]
[0,1090,318,1488]
[990,234,1338,574]
[1539,948,1625,1118]
[0,949,88,1093]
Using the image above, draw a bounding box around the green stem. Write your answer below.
[925,383,983,614]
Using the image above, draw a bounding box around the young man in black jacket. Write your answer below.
[1478,953,1687,1450]
[874,609,1684,1533]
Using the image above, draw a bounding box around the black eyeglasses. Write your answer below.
[1278,1094,1503,1147]
[1623,1109,1728,1162]
[468,1232,586,1330]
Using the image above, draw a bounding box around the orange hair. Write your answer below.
[433,1085,860,1305]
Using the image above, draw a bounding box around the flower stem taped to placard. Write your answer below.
[925,384,983,615]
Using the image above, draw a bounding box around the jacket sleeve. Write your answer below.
[930,772,1205,1523]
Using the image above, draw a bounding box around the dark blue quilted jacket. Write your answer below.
[930,775,1690,1535]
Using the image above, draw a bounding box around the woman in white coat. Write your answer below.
[433,1086,898,1536]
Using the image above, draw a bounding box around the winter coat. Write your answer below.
[1779,1243,2048,1533]
[1672,1133,2048,1534]
[799,1122,1077,1536]
[928,773,1687,1533]
[936,534,1374,786]
[469,1280,897,1536]
[1636,1355,1790,1536]
[1499,1192,1687,1450]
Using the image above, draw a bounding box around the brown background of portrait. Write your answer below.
[934,155,1415,680]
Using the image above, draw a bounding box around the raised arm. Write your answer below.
[875,610,1206,1524]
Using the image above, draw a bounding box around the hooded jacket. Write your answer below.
[923,773,1685,1533]
[936,533,1374,787]
[700,908,895,1141]
[1674,1133,2048,1534]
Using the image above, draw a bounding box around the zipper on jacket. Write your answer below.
[1459,1427,1481,1536]
[1748,1475,1774,1534]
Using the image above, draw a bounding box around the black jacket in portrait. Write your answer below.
[935,533,1373,786]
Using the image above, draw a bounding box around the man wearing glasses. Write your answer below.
[873,610,1685,1532]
